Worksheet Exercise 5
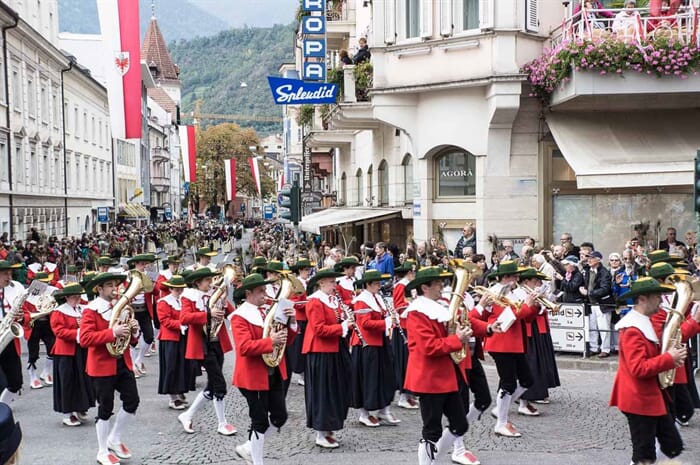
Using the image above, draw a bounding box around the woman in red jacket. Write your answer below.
[335,256,360,306]
[50,283,94,427]
[610,277,687,464]
[392,260,418,409]
[177,267,237,436]
[231,273,297,465]
[156,275,191,411]
[350,269,399,427]
[303,267,352,449]
[287,258,314,387]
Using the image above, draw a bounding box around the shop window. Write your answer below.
[402,154,413,204]
[378,160,389,206]
[434,148,476,198]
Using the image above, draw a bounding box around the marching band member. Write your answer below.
[262,260,287,304]
[231,274,297,465]
[351,269,399,427]
[392,260,418,409]
[155,256,182,299]
[0,260,26,405]
[185,247,218,271]
[50,283,94,426]
[22,272,55,389]
[303,267,352,449]
[518,268,560,410]
[482,260,538,437]
[80,272,140,465]
[126,254,158,378]
[610,277,687,465]
[156,275,192,411]
[178,267,237,436]
[251,256,268,275]
[335,256,360,306]
[96,256,118,273]
[288,258,313,386]
[403,267,476,465]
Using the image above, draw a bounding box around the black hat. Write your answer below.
[232,273,276,301]
[0,403,21,465]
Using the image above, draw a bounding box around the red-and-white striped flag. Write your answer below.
[224,158,237,202]
[277,170,285,192]
[97,0,142,139]
[179,125,197,183]
[249,157,261,197]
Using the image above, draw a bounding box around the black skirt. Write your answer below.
[522,325,561,401]
[53,348,94,414]
[351,339,396,411]
[391,327,409,393]
[288,320,307,374]
[304,339,351,431]
[158,334,194,395]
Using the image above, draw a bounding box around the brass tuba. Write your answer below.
[107,270,153,357]
[447,260,482,364]
[658,278,693,389]
[206,264,239,339]
[262,273,305,367]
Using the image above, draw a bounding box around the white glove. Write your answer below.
[180,325,188,335]
[341,321,349,337]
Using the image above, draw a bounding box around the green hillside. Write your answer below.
[170,24,295,135]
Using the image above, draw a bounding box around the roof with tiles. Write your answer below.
[141,17,180,83]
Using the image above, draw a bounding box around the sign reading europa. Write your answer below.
[301,0,326,81]
[267,77,338,105]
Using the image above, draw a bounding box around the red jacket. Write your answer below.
[336,276,355,306]
[483,290,538,354]
[230,302,296,390]
[290,292,308,322]
[610,322,675,416]
[180,288,233,360]
[393,279,410,330]
[351,291,388,347]
[404,296,467,394]
[80,297,136,377]
[157,294,183,342]
[302,291,345,354]
[650,308,700,385]
[50,304,81,356]
[155,271,173,300]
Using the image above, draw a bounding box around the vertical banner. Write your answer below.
[248,157,261,197]
[302,141,312,192]
[97,0,142,139]
[179,125,197,183]
[224,158,237,202]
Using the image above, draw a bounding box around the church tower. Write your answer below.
[141,5,182,106]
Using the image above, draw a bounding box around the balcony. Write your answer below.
[535,5,700,111]
[151,175,170,193]
[151,146,169,162]
[325,0,355,50]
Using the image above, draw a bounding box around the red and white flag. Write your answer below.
[224,158,237,201]
[179,125,197,183]
[97,0,142,139]
[249,157,261,197]
[277,170,285,192]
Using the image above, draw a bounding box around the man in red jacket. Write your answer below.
[80,272,140,465]
[404,267,476,465]
[610,277,687,465]
[231,273,296,465]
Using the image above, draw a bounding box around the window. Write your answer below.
[10,66,19,109]
[14,139,22,186]
[402,154,413,204]
[340,172,346,206]
[91,116,96,144]
[0,60,6,105]
[29,143,37,186]
[98,120,103,147]
[40,83,48,122]
[83,112,88,141]
[74,107,79,138]
[435,148,476,197]
[42,146,49,187]
[0,140,7,183]
[27,77,36,116]
[404,0,420,38]
[52,89,59,126]
[355,168,363,207]
[367,165,373,206]
[378,160,389,206]
[64,101,70,134]
[65,151,71,189]
[455,0,480,32]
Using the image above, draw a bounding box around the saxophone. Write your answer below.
[206,264,238,339]
[658,278,693,389]
[262,273,305,367]
[447,260,481,364]
[107,270,153,357]
[0,287,27,353]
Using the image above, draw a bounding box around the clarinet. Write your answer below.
[382,295,407,344]
[338,297,368,347]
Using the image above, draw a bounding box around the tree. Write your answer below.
[192,123,274,209]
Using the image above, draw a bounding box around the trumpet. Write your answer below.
[472,284,522,313]
[519,284,561,315]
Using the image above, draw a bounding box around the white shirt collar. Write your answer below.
[233,301,264,327]
[337,275,355,291]
[352,289,386,312]
[404,295,450,323]
[56,302,82,318]
[160,293,181,310]
[615,309,658,343]
[182,288,207,311]
[397,277,410,287]
[159,269,173,280]
[88,296,112,321]
[309,289,338,309]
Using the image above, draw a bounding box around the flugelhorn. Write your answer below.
[262,273,306,367]
[472,284,522,312]
[519,284,561,315]
[107,270,152,357]
[206,265,238,339]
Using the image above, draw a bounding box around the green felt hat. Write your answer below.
[96,256,118,267]
[127,254,157,266]
[251,256,267,274]
[488,260,525,278]
[290,258,315,272]
[518,267,550,281]
[66,265,79,274]
[232,273,276,301]
[184,267,221,284]
[334,256,360,272]
[162,275,187,288]
[33,272,51,282]
[80,272,98,289]
[648,262,689,280]
[395,259,418,274]
[85,272,126,293]
[263,260,290,274]
[307,267,344,293]
[53,283,85,302]
[618,276,676,303]
[648,249,686,265]
[196,247,218,257]
[354,270,391,288]
[405,266,454,294]
[0,260,20,271]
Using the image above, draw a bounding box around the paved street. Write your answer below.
[13,345,700,465]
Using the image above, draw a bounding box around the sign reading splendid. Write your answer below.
[267,77,338,105]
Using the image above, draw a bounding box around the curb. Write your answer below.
[483,355,619,373]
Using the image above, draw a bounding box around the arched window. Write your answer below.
[378,160,389,206]
[402,154,413,204]
[355,168,363,206]
[340,172,347,206]
[434,148,476,198]
[367,164,373,206]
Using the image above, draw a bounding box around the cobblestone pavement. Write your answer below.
[14,344,700,465]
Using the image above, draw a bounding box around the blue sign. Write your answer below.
[164,206,172,221]
[413,202,421,216]
[302,16,326,35]
[268,77,338,105]
[183,182,190,196]
[303,39,326,58]
[303,62,326,81]
[263,205,274,220]
[240,203,246,212]
[97,207,109,223]
[302,0,324,11]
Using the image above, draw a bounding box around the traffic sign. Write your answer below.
[97,207,109,223]
[548,303,587,355]
[548,303,585,328]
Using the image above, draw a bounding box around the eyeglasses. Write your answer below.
[610,259,620,262]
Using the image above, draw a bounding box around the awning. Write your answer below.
[118,203,149,218]
[300,207,404,235]
[547,110,700,189]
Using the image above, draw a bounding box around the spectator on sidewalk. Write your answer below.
[659,227,686,256]
[580,251,615,358]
